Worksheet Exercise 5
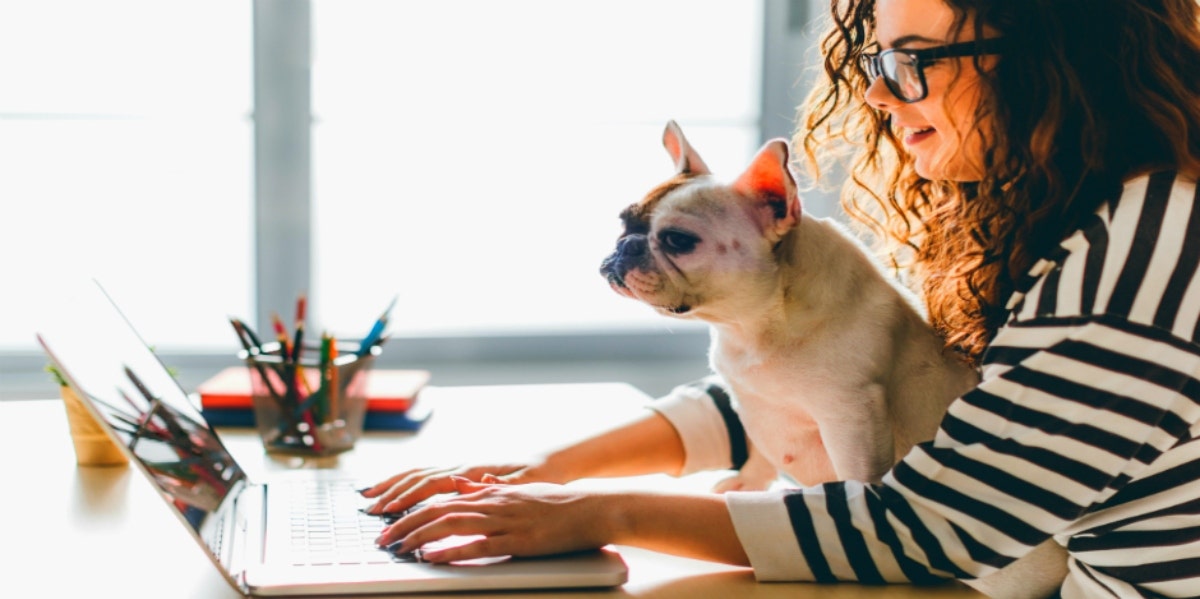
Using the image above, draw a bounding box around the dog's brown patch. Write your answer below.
[619,173,696,234]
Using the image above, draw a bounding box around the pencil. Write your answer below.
[270,311,298,413]
[270,311,291,357]
[358,295,398,356]
[317,333,332,423]
[292,321,305,363]
[292,293,307,363]
[327,339,339,423]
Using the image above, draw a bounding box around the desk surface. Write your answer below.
[1,382,980,598]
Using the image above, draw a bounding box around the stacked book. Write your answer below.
[195,367,432,431]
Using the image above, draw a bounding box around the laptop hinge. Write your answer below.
[225,480,261,595]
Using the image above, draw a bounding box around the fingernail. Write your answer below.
[356,486,372,495]
[386,539,406,553]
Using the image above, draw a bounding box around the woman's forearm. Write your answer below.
[601,490,750,566]
[546,410,687,480]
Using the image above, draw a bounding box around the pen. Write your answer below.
[230,318,284,401]
[238,319,268,354]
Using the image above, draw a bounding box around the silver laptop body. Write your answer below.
[36,282,628,596]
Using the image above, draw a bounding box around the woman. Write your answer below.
[365,0,1200,596]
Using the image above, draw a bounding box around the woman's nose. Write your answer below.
[863,76,897,112]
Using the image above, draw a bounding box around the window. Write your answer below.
[0,1,253,352]
[2,1,826,399]
[309,0,761,337]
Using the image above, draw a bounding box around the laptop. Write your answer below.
[36,281,628,596]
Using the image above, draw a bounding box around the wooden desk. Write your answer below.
[1,383,980,598]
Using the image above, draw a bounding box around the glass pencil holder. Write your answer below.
[240,341,378,456]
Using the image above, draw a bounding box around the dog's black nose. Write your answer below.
[616,235,648,259]
[599,235,650,287]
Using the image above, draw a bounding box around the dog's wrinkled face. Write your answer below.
[600,176,769,318]
[600,121,800,320]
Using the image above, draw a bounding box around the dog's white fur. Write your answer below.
[600,121,1068,597]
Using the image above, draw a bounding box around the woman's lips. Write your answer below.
[904,127,935,146]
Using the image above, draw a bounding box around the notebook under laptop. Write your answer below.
[36,282,628,596]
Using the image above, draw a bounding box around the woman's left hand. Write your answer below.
[375,477,616,563]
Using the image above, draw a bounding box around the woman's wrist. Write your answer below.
[531,450,576,484]
[595,490,636,546]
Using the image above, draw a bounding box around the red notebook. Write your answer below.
[196,366,430,413]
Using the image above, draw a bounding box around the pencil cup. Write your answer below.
[241,342,377,456]
[59,385,129,467]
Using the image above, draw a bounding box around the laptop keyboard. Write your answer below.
[279,479,420,566]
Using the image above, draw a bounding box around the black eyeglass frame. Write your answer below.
[859,38,1007,103]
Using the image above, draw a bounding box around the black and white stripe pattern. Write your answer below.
[724,171,1200,597]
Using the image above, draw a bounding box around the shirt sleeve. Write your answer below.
[726,314,1200,582]
[647,375,750,475]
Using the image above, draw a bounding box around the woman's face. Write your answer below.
[865,0,996,181]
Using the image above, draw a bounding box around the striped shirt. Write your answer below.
[652,171,1200,597]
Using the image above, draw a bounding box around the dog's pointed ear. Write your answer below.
[733,139,800,241]
[662,120,711,176]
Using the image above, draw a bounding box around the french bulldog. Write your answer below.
[599,120,1067,597]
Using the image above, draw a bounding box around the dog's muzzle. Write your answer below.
[599,235,650,288]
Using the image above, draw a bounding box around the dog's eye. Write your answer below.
[658,230,699,254]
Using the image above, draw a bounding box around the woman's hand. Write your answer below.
[375,477,615,563]
[360,411,687,515]
[360,460,568,515]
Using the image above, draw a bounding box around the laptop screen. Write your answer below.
[37,283,246,535]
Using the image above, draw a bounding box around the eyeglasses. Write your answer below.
[859,38,1006,103]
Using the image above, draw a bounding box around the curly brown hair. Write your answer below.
[795,0,1200,366]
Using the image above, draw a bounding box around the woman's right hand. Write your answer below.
[360,459,567,515]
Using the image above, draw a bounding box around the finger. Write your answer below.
[480,473,503,484]
[454,463,532,482]
[357,468,425,498]
[451,475,492,494]
[367,468,439,508]
[375,500,443,547]
[421,535,511,564]
[378,506,495,549]
[369,467,458,513]
[378,474,462,514]
[397,511,499,555]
